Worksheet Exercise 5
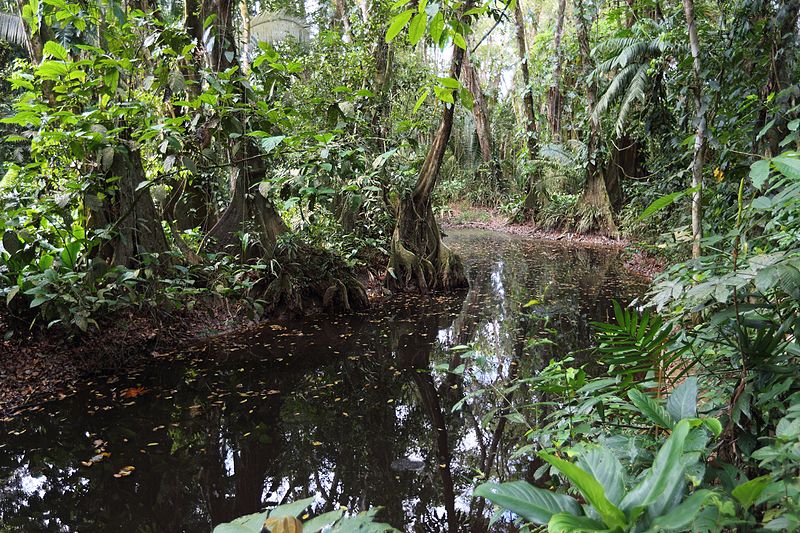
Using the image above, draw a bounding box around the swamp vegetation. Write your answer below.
[0,0,798,531]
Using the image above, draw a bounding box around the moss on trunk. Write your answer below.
[89,142,169,268]
[388,198,467,293]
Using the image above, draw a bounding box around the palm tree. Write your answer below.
[0,12,29,52]
[590,20,670,136]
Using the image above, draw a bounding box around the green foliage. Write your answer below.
[214,496,399,533]
[592,300,690,389]
[477,420,720,532]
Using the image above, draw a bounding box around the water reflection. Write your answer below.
[0,229,645,532]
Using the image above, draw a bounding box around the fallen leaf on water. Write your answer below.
[113,466,135,478]
[120,386,147,399]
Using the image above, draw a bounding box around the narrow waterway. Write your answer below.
[0,229,646,532]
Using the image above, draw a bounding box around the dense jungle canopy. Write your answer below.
[0,0,799,530]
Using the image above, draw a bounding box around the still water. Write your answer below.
[0,229,646,532]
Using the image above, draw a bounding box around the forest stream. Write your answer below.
[0,229,646,532]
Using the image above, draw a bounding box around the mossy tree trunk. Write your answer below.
[574,0,617,236]
[462,49,500,191]
[90,143,169,268]
[202,140,288,256]
[683,0,705,258]
[547,0,567,137]
[387,34,469,293]
[514,1,546,218]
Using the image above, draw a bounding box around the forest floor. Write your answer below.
[0,302,254,419]
[0,271,389,418]
[0,213,663,418]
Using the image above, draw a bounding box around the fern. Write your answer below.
[592,301,691,391]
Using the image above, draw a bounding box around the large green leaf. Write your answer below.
[547,512,610,532]
[407,12,427,45]
[749,159,771,189]
[577,447,625,505]
[634,186,698,223]
[385,9,413,42]
[629,389,674,428]
[732,475,771,510]
[303,509,345,532]
[666,377,697,421]
[43,41,68,60]
[644,489,712,532]
[772,153,800,180]
[327,508,400,532]
[474,481,581,525]
[268,496,315,518]
[620,420,691,514]
[540,453,627,529]
[212,512,266,533]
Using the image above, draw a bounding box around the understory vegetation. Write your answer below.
[0,0,798,530]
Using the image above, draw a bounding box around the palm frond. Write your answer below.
[615,41,651,69]
[0,12,27,48]
[592,37,639,58]
[615,64,648,136]
[539,143,577,165]
[250,11,309,44]
[593,301,692,391]
[592,63,639,122]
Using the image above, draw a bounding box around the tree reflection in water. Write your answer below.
[0,229,645,532]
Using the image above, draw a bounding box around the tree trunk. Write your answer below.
[462,50,499,187]
[575,0,617,236]
[198,0,367,312]
[334,0,353,40]
[599,1,639,215]
[387,28,470,292]
[683,0,705,258]
[202,142,288,256]
[604,134,642,212]
[514,0,537,160]
[239,0,251,72]
[91,143,169,268]
[514,0,545,217]
[547,0,567,136]
[203,0,237,72]
[759,0,800,157]
[371,38,391,146]
[158,0,218,237]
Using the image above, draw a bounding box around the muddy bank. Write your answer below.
[0,271,389,418]
[443,219,629,247]
[0,302,256,418]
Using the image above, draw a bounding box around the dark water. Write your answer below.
[0,229,646,532]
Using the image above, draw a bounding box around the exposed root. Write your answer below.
[261,241,369,315]
[387,197,468,293]
[576,172,618,237]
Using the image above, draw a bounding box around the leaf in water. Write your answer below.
[114,466,136,478]
[120,386,147,398]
